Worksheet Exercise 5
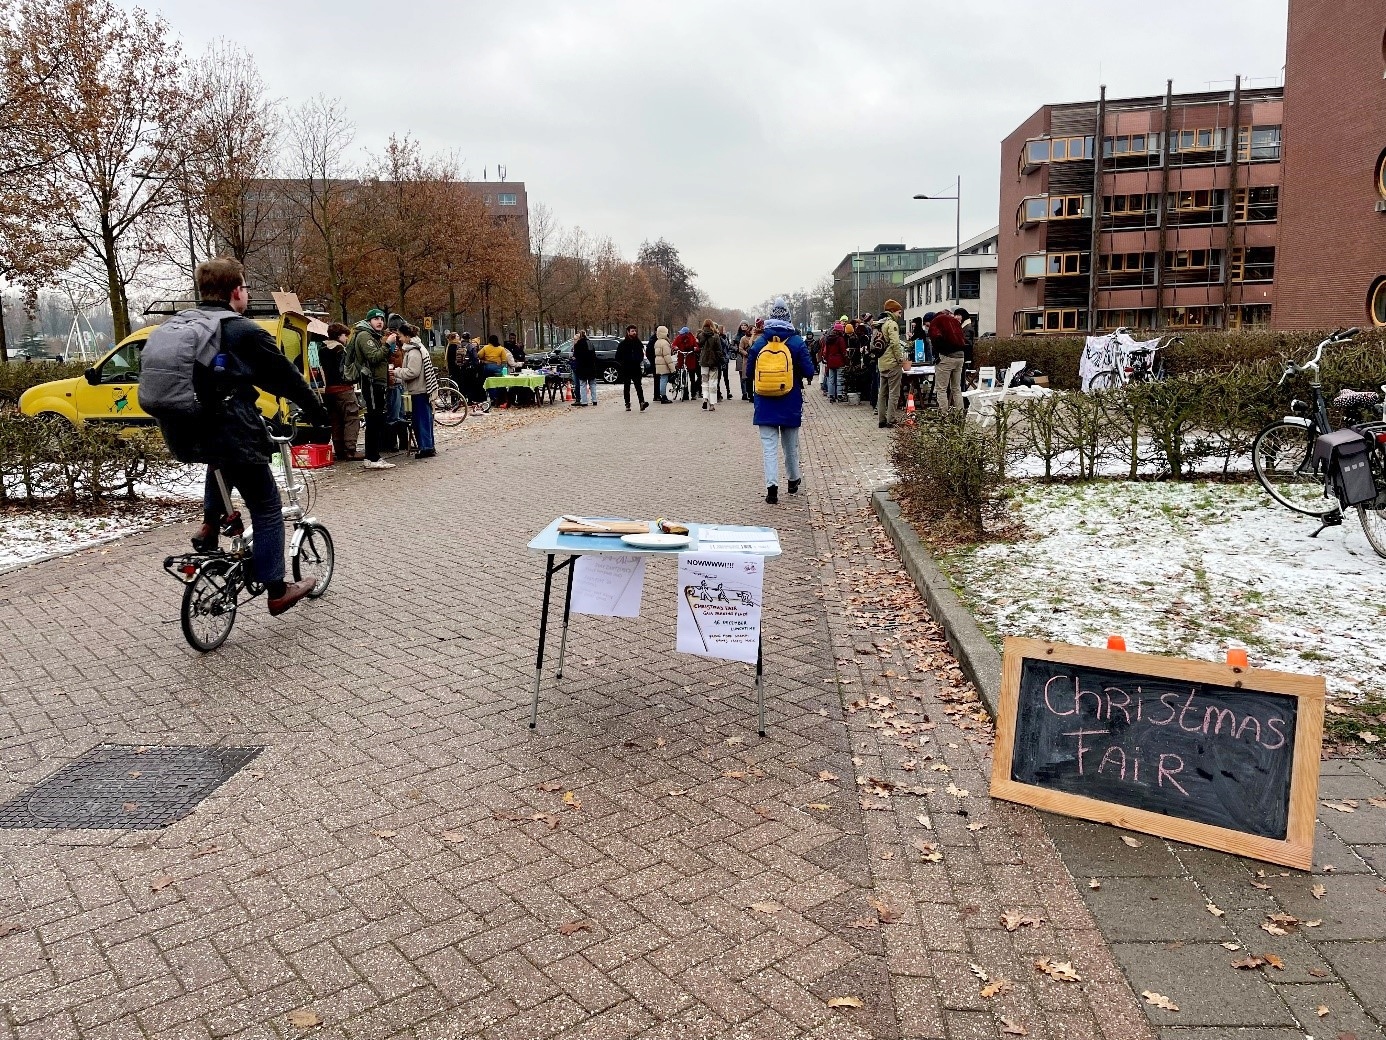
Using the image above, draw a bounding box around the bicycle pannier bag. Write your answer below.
[138,308,225,419]
[1313,428,1378,508]
[754,336,794,397]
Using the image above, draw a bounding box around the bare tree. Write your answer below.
[286,95,359,320]
[6,0,204,341]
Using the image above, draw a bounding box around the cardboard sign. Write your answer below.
[990,637,1324,869]
[570,554,645,617]
[676,553,763,664]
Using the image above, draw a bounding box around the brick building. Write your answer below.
[996,86,1284,335]
[830,244,947,319]
[1274,0,1386,330]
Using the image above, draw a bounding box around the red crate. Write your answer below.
[290,443,334,469]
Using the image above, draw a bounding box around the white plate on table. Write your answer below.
[620,532,690,549]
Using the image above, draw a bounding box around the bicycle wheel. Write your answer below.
[1358,503,1386,558]
[181,558,239,652]
[433,385,466,427]
[1252,420,1330,516]
[1088,370,1121,391]
[291,523,335,597]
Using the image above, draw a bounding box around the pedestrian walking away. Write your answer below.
[571,331,599,406]
[144,257,329,616]
[319,322,361,461]
[653,325,674,403]
[747,297,815,504]
[875,298,906,428]
[716,324,733,401]
[929,309,967,409]
[821,321,847,401]
[735,331,752,400]
[616,325,648,410]
[698,318,722,411]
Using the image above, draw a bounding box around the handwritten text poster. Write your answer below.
[675,553,764,663]
[571,554,646,617]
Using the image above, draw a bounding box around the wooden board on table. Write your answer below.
[557,520,651,536]
[989,637,1324,869]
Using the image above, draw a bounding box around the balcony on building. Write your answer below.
[1019,135,1095,174]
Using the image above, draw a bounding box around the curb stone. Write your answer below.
[870,488,1002,718]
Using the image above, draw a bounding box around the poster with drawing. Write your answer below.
[675,552,764,664]
[571,554,646,617]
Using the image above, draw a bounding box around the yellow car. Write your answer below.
[20,302,317,429]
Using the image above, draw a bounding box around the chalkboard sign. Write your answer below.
[990,638,1324,869]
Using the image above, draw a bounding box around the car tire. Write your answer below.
[601,365,621,384]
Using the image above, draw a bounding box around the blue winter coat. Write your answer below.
[747,323,816,428]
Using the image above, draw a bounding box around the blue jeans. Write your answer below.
[203,463,283,587]
[386,385,404,424]
[411,393,434,451]
[758,425,801,488]
[825,368,842,399]
[656,374,668,400]
[575,379,598,404]
[481,362,503,403]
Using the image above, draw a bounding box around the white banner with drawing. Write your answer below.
[675,552,764,664]
[570,554,646,617]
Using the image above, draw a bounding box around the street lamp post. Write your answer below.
[853,250,862,317]
[913,176,961,309]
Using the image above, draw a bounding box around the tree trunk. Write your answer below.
[0,309,10,364]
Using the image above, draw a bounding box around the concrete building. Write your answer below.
[1275,0,1386,330]
[997,86,1284,335]
[830,244,948,318]
[902,227,1000,335]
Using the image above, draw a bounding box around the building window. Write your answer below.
[1046,251,1089,276]
[1165,249,1210,270]
[1376,149,1386,200]
[1163,306,1220,328]
[1017,254,1046,281]
[1169,127,1225,155]
[1041,308,1084,332]
[1370,277,1386,327]
[1237,125,1282,162]
[1228,304,1272,329]
[1233,186,1279,222]
[1021,136,1093,171]
[1230,246,1275,282]
[497,193,518,206]
[958,270,981,299]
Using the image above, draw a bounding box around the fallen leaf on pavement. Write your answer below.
[1120,835,1142,848]
[1000,1016,1029,1035]
[1358,731,1380,744]
[817,771,840,782]
[1220,942,1242,951]
[1034,959,1081,982]
[1312,884,1326,899]
[1316,1005,1331,1017]
[1263,953,1285,970]
[1262,921,1288,936]
[1368,796,1386,808]
[190,844,221,859]
[557,920,592,936]
[1323,801,1357,813]
[150,875,175,892]
[844,917,879,930]
[826,996,863,1009]
[532,813,562,830]
[981,979,1013,998]
[748,901,782,914]
[667,789,687,797]
[122,802,138,812]
[917,813,932,829]
[440,830,467,843]
[966,822,986,831]
[286,1009,321,1029]
[0,921,23,938]
[1231,955,1267,969]
[1303,919,1322,927]
[1309,968,1330,978]
[1206,903,1224,917]
[870,899,898,924]
[1000,910,1042,932]
[1088,879,1101,890]
[372,829,397,839]
[968,963,990,983]
[1142,990,1179,1011]
[1250,881,1272,890]
[562,791,582,810]
[945,783,969,798]
[804,803,831,811]
[537,780,563,792]
[655,737,666,748]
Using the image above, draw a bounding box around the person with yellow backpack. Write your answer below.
[747,297,815,504]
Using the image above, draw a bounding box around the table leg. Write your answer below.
[530,553,558,729]
[555,557,577,679]
[756,634,766,737]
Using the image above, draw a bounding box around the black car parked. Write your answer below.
[528,336,630,383]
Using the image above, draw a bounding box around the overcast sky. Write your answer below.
[133,0,1288,309]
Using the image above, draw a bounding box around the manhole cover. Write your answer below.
[0,744,263,830]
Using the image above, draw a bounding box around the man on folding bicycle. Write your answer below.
[142,257,331,617]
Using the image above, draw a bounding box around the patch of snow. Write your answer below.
[943,480,1384,704]
[0,502,195,574]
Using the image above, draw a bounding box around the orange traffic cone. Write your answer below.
[906,392,916,414]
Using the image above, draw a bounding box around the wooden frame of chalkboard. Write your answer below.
[990,637,1324,869]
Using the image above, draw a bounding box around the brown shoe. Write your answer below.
[268,578,317,616]
[191,523,218,552]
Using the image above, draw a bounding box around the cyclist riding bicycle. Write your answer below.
[148,257,331,618]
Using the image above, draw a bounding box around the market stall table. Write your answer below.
[902,364,936,406]
[526,517,782,734]
[483,373,547,406]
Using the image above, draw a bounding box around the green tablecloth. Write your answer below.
[483,375,546,391]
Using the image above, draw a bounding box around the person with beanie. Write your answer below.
[390,323,436,458]
[697,318,722,411]
[671,326,700,400]
[930,308,968,409]
[875,298,907,428]
[571,331,598,406]
[319,322,360,461]
[821,322,848,402]
[653,325,674,402]
[351,307,394,469]
[747,297,815,504]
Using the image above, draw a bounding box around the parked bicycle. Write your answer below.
[1086,328,1176,390]
[1250,327,1386,556]
[163,412,334,651]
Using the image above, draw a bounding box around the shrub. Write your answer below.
[0,414,184,506]
[890,411,1010,539]
[0,360,89,407]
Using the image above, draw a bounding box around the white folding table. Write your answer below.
[525,518,782,734]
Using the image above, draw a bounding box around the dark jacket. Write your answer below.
[319,342,350,389]
[572,336,598,380]
[351,321,388,383]
[822,330,847,369]
[697,329,722,367]
[747,324,816,429]
[158,304,325,466]
[614,334,644,375]
[929,312,968,357]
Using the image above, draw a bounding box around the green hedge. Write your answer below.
[0,360,88,406]
[976,328,1386,391]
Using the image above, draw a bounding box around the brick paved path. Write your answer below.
[0,387,1168,1039]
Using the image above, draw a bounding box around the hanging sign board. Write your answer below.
[676,552,763,664]
[990,637,1324,869]
[570,554,645,617]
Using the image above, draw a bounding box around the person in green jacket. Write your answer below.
[350,308,394,469]
[875,299,907,428]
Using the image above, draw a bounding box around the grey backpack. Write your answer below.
[139,308,225,418]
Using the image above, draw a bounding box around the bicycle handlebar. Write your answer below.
[1278,327,1360,385]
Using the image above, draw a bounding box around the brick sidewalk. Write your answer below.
[0,384,1314,1039]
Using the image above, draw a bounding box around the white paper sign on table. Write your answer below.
[675,552,764,664]
[571,554,645,617]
